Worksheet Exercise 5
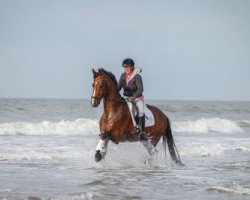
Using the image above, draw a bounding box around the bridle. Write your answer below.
[91,95,101,101]
[91,79,107,102]
[91,78,125,103]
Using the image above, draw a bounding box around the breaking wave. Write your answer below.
[172,117,244,133]
[237,120,250,128]
[0,117,246,136]
[0,118,99,136]
[208,185,250,195]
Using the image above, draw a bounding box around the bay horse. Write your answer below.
[91,68,183,165]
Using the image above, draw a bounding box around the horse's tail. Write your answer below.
[163,119,183,166]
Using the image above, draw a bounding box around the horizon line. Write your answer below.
[0,97,249,103]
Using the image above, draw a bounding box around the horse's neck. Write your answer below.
[103,92,122,108]
[103,85,122,111]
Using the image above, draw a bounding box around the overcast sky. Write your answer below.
[0,0,249,101]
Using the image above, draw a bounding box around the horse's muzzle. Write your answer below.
[91,97,100,107]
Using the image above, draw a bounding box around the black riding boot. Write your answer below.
[138,115,147,140]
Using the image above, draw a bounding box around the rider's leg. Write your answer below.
[126,100,137,126]
[135,99,147,140]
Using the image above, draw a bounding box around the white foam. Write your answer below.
[0,146,84,161]
[172,117,243,133]
[209,185,250,195]
[238,120,250,127]
[0,118,99,136]
[0,117,245,136]
[179,143,225,157]
[49,192,94,200]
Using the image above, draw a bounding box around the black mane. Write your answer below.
[99,68,119,90]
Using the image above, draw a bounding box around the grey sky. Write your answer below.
[0,0,249,101]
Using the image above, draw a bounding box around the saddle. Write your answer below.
[127,102,155,128]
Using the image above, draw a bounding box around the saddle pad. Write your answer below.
[130,105,155,127]
[144,106,155,127]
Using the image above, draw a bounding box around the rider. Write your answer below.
[118,58,146,140]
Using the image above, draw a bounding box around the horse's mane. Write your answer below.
[99,68,119,91]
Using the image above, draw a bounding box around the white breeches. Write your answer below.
[126,98,144,117]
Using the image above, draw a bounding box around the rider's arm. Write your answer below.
[132,74,143,99]
[118,74,124,91]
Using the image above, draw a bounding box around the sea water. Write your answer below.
[0,99,249,200]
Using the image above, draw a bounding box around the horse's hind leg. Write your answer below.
[141,139,158,165]
[95,139,109,162]
[141,139,157,156]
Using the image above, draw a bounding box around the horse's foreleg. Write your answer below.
[95,139,109,162]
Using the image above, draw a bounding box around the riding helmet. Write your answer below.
[122,58,134,68]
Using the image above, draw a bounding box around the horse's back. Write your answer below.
[146,104,167,118]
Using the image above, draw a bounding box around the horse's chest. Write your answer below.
[102,113,118,129]
[106,117,115,128]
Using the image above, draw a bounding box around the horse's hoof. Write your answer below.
[175,160,185,167]
[95,150,102,162]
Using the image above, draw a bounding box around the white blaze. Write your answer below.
[91,82,97,106]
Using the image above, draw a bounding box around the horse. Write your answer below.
[91,68,183,165]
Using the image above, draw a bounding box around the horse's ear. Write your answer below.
[92,69,99,78]
[98,68,104,75]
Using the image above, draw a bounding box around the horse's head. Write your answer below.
[91,69,108,107]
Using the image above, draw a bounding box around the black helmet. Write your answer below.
[122,58,134,68]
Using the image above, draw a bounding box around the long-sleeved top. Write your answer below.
[118,68,143,98]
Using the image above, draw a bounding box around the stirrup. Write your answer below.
[131,125,139,134]
[140,131,148,141]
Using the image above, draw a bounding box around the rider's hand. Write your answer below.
[127,97,135,102]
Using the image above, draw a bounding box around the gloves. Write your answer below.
[126,97,135,102]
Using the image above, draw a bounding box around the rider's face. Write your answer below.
[123,65,133,75]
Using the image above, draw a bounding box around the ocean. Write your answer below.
[0,99,249,200]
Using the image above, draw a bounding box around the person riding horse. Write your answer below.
[118,58,146,140]
[91,68,183,165]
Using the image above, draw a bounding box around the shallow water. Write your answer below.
[0,99,250,199]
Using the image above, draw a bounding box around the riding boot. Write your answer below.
[139,115,147,140]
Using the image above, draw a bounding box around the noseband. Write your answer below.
[91,96,101,101]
